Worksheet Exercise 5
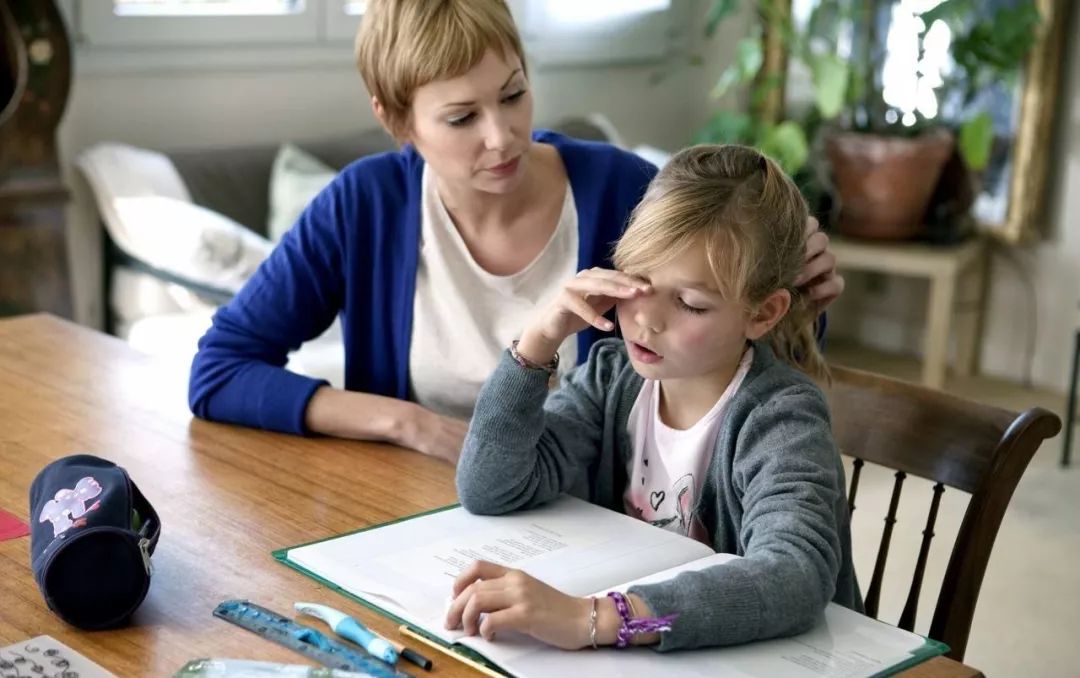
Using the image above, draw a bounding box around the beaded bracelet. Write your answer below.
[510,340,560,375]
[607,591,678,649]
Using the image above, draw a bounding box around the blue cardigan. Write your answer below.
[188,131,659,434]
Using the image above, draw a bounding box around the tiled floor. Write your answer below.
[826,340,1077,676]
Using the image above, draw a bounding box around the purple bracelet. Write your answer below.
[607,591,678,648]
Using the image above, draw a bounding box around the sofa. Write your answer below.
[77,116,624,386]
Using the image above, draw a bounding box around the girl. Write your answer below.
[448,144,861,652]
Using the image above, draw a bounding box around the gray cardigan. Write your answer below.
[456,338,862,651]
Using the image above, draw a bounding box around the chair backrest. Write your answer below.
[823,365,1061,661]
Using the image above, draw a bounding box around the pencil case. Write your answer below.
[29,453,161,629]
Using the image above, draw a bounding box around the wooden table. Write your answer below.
[0,315,983,677]
[830,236,987,390]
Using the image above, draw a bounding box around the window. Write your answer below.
[111,0,303,17]
[512,0,680,66]
[78,0,358,46]
[73,0,682,69]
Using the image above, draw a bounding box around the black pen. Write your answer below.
[380,632,433,671]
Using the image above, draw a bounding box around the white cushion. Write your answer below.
[111,196,272,294]
[77,143,273,295]
[268,143,337,242]
[127,311,345,388]
[110,266,218,339]
[632,144,672,168]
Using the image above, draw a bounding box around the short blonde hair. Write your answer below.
[356,0,527,139]
[613,145,827,380]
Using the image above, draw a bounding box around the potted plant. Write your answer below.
[698,0,1041,240]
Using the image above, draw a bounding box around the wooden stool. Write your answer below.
[829,236,988,390]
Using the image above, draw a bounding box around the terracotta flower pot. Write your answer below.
[826,128,955,240]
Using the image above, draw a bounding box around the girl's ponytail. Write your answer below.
[757,157,830,382]
[770,291,830,382]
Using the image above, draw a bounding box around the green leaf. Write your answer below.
[810,54,849,119]
[750,73,784,111]
[705,0,742,38]
[710,37,764,99]
[695,111,754,145]
[759,121,810,174]
[735,36,764,79]
[959,112,994,170]
[919,0,974,30]
[710,64,743,100]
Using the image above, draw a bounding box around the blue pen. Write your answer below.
[295,601,400,664]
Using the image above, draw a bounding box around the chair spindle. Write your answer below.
[848,457,864,515]
[865,470,906,619]
[898,482,945,631]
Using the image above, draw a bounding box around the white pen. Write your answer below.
[294,602,399,664]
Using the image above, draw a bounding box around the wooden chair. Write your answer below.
[823,365,1061,661]
[1061,309,1079,466]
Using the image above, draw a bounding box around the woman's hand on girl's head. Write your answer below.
[445,560,593,650]
[517,268,651,365]
[794,217,846,312]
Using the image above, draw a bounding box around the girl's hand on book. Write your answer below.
[517,268,650,366]
[445,560,593,650]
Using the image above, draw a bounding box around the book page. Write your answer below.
[286,496,712,641]
[458,553,934,678]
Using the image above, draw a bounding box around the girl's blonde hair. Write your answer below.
[613,144,828,380]
[355,0,527,140]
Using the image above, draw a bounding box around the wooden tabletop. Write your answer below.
[0,315,983,678]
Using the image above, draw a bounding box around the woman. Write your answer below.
[188,0,844,464]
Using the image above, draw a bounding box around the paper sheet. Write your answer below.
[287,496,711,639]
[0,636,117,678]
[460,553,930,678]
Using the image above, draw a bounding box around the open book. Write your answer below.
[275,495,945,678]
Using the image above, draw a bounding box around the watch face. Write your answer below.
[28,38,54,66]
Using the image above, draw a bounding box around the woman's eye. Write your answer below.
[677,298,707,315]
[503,90,526,104]
[448,112,476,127]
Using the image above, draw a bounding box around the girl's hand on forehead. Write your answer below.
[516,268,650,365]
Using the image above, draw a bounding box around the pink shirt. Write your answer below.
[623,347,754,544]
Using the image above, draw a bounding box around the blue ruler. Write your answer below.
[212,600,413,678]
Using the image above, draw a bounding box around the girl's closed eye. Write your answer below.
[503,89,526,104]
[677,297,708,315]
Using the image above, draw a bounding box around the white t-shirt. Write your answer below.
[408,166,579,420]
[623,347,755,544]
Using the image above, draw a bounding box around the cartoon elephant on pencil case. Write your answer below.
[39,476,103,538]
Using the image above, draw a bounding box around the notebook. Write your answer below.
[274,495,946,678]
[0,635,117,678]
